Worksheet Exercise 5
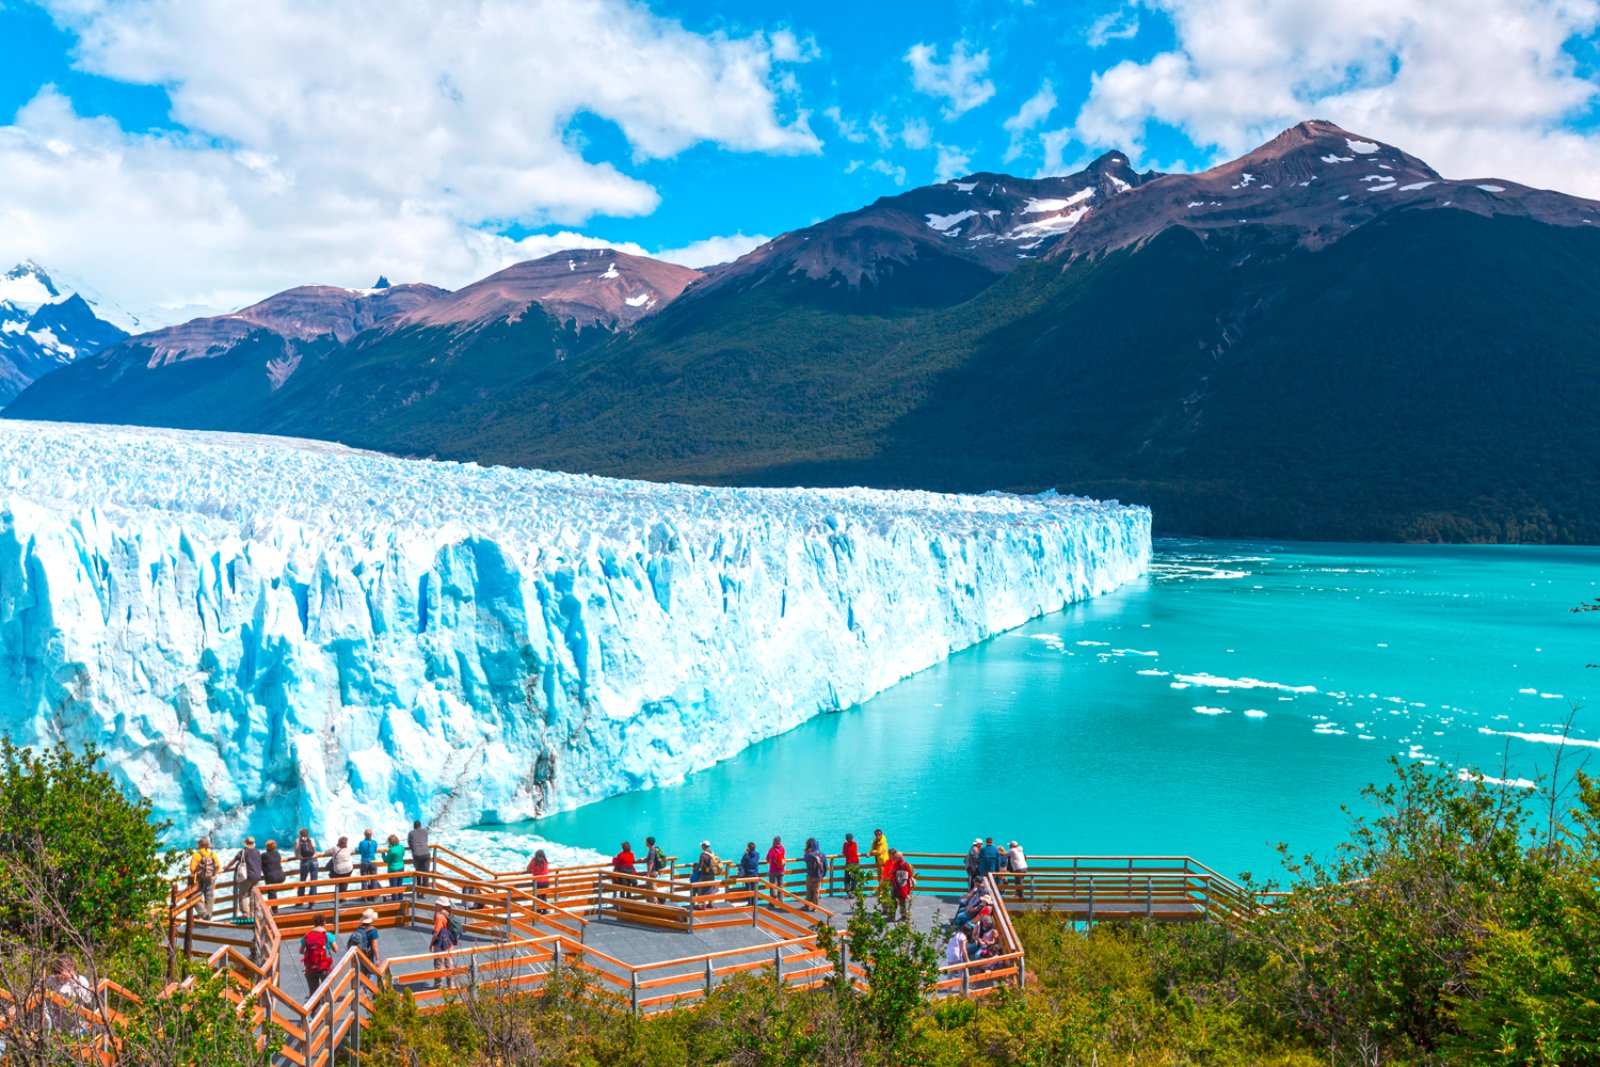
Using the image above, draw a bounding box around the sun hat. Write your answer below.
[360,908,378,924]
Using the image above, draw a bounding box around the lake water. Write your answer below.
[502,540,1600,881]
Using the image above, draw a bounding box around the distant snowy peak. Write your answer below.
[0,264,129,404]
[1056,120,1600,257]
[395,248,701,332]
[692,151,1153,300]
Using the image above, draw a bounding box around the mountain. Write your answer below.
[0,263,129,403]
[12,121,1600,542]
[5,249,700,448]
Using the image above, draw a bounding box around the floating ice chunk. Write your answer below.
[1173,673,1316,693]
[1243,709,1267,719]
[1457,769,1535,789]
[1193,706,1230,715]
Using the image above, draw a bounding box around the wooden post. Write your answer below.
[703,956,714,999]
[630,970,640,1015]
[552,940,562,980]
[773,947,784,986]
[1145,877,1153,918]
[333,881,342,938]
[166,885,177,980]
[839,939,850,986]
[960,964,970,996]
[469,953,479,991]
[751,884,759,927]
[1087,879,1095,926]
[504,889,513,940]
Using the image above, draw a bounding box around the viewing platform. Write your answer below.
[153,847,1264,1067]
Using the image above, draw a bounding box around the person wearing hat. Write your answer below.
[346,908,381,965]
[690,840,719,909]
[1006,840,1029,898]
[964,839,984,890]
[430,902,460,988]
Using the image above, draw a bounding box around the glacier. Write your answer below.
[0,421,1151,843]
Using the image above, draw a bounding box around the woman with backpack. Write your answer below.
[294,829,318,897]
[802,838,828,904]
[325,836,354,885]
[690,841,719,909]
[430,903,461,988]
[188,838,219,919]
[300,915,335,993]
[261,840,286,901]
[384,833,407,901]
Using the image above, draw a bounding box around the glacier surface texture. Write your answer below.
[0,421,1151,842]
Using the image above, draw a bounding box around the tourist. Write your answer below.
[235,837,263,920]
[981,837,1002,880]
[955,887,992,928]
[869,829,890,885]
[294,829,318,898]
[189,837,219,919]
[384,833,407,900]
[691,841,719,908]
[51,956,97,1036]
[300,915,334,994]
[765,836,786,889]
[885,849,915,923]
[944,926,971,966]
[357,829,380,891]
[802,838,829,904]
[346,908,381,965]
[325,836,354,884]
[1007,841,1028,898]
[261,840,286,902]
[964,839,983,889]
[612,841,638,895]
[644,836,666,879]
[527,849,550,899]
[430,903,461,988]
[841,833,861,893]
[407,820,431,889]
[739,842,761,882]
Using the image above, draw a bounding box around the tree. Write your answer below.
[0,740,169,945]
[816,883,940,1047]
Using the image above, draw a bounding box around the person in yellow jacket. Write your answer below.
[869,829,890,888]
[188,837,220,919]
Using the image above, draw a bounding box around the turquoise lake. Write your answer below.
[511,540,1600,881]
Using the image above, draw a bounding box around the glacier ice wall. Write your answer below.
[0,421,1151,842]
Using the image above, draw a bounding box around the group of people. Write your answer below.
[962,837,1029,891]
[185,821,434,921]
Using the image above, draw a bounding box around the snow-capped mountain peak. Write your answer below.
[0,263,129,404]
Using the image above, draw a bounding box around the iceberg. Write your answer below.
[0,421,1151,842]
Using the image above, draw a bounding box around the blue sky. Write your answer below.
[2,0,1599,318]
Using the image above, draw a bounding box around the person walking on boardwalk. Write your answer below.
[885,849,916,924]
[384,833,407,900]
[691,841,719,909]
[326,836,355,883]
[527,849,550,899]
[294,829,318,898]
[964,839,983,890]
[430,903,461,987]
[1006,841,1028,898]
[407,820,431,889]
[347,908,381,966]
[739,842,761,882]
[189,837,219,919]
[357,829,380,891]
[841,833,861,893]
[869,829,890,886]
[261,840,286,902]
[301,915,334,994]
[235,837,263,921]
[765,836,786,890]
[802,838,828,904]
[980,837,1002,881]
[643,836,666,878]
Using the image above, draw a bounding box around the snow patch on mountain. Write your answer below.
[0,421,1151,843]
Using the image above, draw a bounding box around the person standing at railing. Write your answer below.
[765,836,786,889]
[869,829,890,886]
[325,836,355,885]
[643,836,666,879]
[527,849,550,899]
[841,833,861,893]
[407,820,431,889]
[235,837,263,922]
[802,838,828,904]
[294,829,318,898]
[357,829,380,891]
[1006,841,1028,899]
[964,840,983,890]
[261,840,286,902]
[301,914,335,994]
[738,842,760,883]
[612,841,639,897]
[980,837,1003,880]
[188,838,219,920]
[384,833,407,901]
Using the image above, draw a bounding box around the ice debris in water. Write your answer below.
[0,421,1152,843]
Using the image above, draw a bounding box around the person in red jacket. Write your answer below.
[765,836,786,889]
[612,841,638,897]
[526,849,550,899]
[885,849,916,924]
[841,833,861,893]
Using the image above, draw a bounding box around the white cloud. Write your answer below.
[825,106,869,144]
[900,118,934,150]
[653,231,770,269]
[1087,8,1141,48]
[0,0,817,315]
[869,159,908,185]
[933,144,972,182]
[1003,80,1058,161]
[906,41,997,118]
[1073,0,1600,195]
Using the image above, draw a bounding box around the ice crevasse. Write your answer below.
[0,421,1151,842]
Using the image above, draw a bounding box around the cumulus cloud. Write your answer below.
[0,0,817,317]
[1003,80,1058,161]
[1087,8,1141,48]
[1073,0,1600,195]
[653,231,771,269]
[933,143,972,181]
[906,41,997,118]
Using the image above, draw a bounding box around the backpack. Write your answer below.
[693,853,714,881]
[302,930,332,974]
[195,852,217,887]
[347,927,377,956]
[447,913,463,944]
[806,851,827,878]
[296,837,315,860]
[893,865,912,894]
